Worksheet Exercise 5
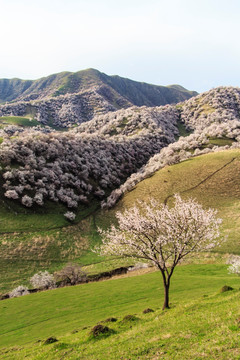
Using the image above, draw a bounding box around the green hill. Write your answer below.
[112,148,240,254]
[0,264,239,359]
[1,148,240,294]
[0,69,197,104]
[1,148,240,359]
[0,69,197,128]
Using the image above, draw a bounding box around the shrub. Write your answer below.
[103,317,117,323]
[54,263,87,286]
[9,285,29,298]
[227,255,240,276]
[64,211,76,221]
[30,271,56,289]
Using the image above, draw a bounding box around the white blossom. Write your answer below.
[64,211,76,221]
[9,285,29,298]
[97,195,222,309]
[227,255,240,276]
[30,271,56,289]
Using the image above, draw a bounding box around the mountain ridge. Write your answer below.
[0,68,197,106]
[0,68,197,103]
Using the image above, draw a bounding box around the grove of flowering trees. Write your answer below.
[0,88,118,128]
[180,86,240,130]
[0,124,170,211]
[1,86,240,213]
[103,120,240,208]
[98,195,222,309]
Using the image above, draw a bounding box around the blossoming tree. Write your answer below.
[98,195,222,309]
[228,255,240,276]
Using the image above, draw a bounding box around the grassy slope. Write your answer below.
[112,148,240,254]
[0,116,40,128]
[1,148,240,293]
[0,198,101,293]
[1,148,240,358]
[0,115,66,131]
[0,264,239,359]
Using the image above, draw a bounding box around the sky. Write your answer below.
[0,0,240,93]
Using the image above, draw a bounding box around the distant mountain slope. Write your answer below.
[0,69,197,127]
[0,68,197,103]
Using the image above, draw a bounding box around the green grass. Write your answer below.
[209,137,234,146]
[0,116,40,128]
[1,148,240,358]
[114,148,240,255]
[0,264,239,359]
[199,104,216,115]
[0,115,66,131]
[0,189,99,233]
[176,120,192,138]
[0,194,102,292]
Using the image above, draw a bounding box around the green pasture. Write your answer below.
[0,116,39,128]
[0,264,239,359]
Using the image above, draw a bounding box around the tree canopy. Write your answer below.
[98,195,222,309]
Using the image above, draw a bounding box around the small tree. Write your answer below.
[54,263,87,286]
[228,255,240,276]
[98,195,222,310]
[9,285,29,298]
[64,211,76,221]
[30,271,56,289]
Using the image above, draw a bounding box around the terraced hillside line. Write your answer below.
[164,157,236,204]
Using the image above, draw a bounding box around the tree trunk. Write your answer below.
[162,282,170,310]
[158,266,173,310]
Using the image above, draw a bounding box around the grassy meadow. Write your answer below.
[0,148,240,358]
[0,264,239,359]
[0,116,40,128]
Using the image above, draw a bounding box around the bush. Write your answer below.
[103,317,118,323]
[30,271,56,290]
[9,285,29,298]
[54,263,87,286]
[64,211,76,221]
[227,255,240,276]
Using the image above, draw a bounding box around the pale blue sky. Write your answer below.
[0,0,240,92]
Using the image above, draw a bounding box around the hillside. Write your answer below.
[0,264,239,359]
[103,86,240,207]
[180,86,240,130]
[0,69,197,127]
[1,148,240,294]
[1,84,240,359]
[1,86,240,292]
[0,69,197,103]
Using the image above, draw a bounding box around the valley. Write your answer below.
[0,71,240,359]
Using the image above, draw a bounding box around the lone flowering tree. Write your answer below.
[98,195,222,310]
